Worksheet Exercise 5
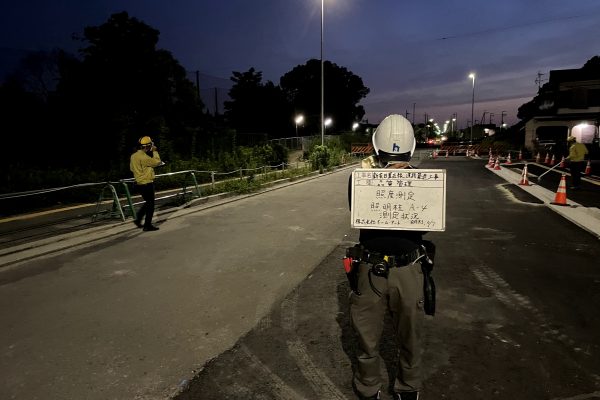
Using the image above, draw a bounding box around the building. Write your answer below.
[522,64,600,159]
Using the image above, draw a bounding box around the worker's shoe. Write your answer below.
[133,220,143,228]
[143,225,159,231]
[394,391,419,400]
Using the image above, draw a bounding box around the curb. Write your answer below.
[487,163,600,240]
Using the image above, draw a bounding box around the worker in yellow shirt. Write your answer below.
[130,136,162,231]
[567,136,588,190]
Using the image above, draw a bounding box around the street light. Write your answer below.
[352,122,359,131]
[468,73,476,144]
[294,114,304,136]
[321,0,325,146]
[324,117,333,128]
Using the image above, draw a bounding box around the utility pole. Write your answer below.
[412,103,416,125]
[214,88,219,115]
[501,111,507,126]
[405,109,410,120]
[535,71,546,90]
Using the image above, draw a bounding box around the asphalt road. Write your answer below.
[1,157,599,400]
[176,158,600,400]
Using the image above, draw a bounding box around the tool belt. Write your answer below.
[344,242,436,316]
[346,245,422,277]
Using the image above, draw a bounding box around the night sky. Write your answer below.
[2,0,600,128]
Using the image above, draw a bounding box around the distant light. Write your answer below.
[352,122,359,130]
[468,73,475,79]
[324,117,333,127]
[295,115,304,125]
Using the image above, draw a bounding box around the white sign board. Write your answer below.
[351,168,446,231]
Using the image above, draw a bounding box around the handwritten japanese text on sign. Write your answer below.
[351,168,446,231]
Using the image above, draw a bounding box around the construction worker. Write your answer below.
[130,136,162,231]
[567,135,588,190]
[348,114,433,400]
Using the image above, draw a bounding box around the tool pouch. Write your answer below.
[344,245,363,295]
[420,240,436,316]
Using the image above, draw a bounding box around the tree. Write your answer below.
[224,68,292,138]
[280,59,369,133]
[57,11,205,172]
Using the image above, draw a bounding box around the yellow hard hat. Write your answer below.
[139,136,153,145]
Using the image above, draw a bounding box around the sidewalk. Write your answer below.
[487,161,600,239]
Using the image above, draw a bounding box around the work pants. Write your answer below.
[350,262,424,397]
[135,183,155,227]
[569,161,585,188]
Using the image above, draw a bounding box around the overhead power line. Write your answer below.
[437,11,599,41]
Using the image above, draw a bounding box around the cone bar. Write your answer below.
[550,174,568,206]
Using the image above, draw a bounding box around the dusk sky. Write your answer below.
[2,0,600,128]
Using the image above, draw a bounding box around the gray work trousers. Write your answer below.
[350,261,424,397]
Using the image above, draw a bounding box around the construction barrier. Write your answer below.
[550,174,568,206]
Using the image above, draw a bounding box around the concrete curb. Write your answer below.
[487,162,600,240]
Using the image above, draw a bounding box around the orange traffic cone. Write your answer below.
[559,156,565,168]
[446,150,449,158]
[505,153,512,164]
[536,152,541,163]
[544,153,550,164]
[432,150,437,159]
[494,157,501,170]
[518,164,530,186]
[585,160,591,175]
[487,155,494,167]
[550,174,568,206]
[550,155,556,165]
[518,150,523,161]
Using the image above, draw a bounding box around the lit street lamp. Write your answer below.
[324,117,333,129]
[352,122,359,131]
[321,0,325,145]
[468,73,476,144]
[294,114,304,136]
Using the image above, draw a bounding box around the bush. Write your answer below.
[309,145,331,172]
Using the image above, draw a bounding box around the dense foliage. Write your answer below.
[1,12,369,195]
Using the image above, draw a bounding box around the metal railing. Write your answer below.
[0,154,363,249]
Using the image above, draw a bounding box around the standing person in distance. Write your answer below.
[567,135,588,190]
[130,136,162,231]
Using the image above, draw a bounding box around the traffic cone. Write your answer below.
[585,160,591,175]
[493,157,501,170]
[536,152,541,163]
[432,150,437,159]
[550,154,556,165]
[505,153,512,164]
[518,150,523,161]
[550,174,568,206]
[559,156,565,168]
[518,164,531,186]
[544,153,550,164]
[446,150,449,158]
[487,155,494,167]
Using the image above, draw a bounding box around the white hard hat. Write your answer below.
[372,114,416,160]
